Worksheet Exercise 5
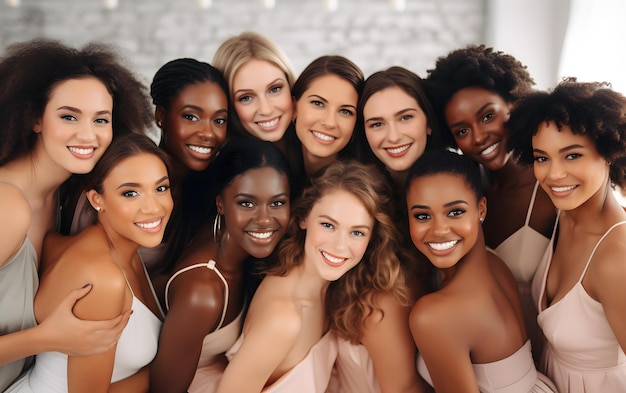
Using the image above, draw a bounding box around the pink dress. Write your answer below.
[226,330,337,393]
[325,338,380,393]
[533,220,626,392]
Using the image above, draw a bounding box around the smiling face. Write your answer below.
[300,189,373,282]
[532,122,609,211]
[294,74,358,162]
[89,153,173,248]
[217,166,290,258]
[157,81,228,172]
[444,87,512,171]
[407,173,486,269]
[231,59,293,141]
[34,77,113,175]
[363,86,431,173]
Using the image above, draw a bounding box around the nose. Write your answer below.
[387,122,401,143]
[197,120,216,141]
[254,205,272,226]
[472,126,488,145]
[432,217,450,236]
[321,110,337,130]
[257,96,273,116]
[76,121,97,143]
[546,160,567,181]
[141,192,162,214]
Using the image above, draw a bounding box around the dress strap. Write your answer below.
[140,256,165,319]
[578,221,626,282]
[524,181,540,225]
[120,270,135,298]
[164,260,229,330]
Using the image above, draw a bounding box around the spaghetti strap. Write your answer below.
[120,270,135,298]
[524,182,540,225]
[165,260,229,330]
[578,221,626,282]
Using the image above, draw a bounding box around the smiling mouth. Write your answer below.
[385,144,411,155]
[551,185,577,192]
[312,130,336,142]
[321,250,346,265]
[480,142,499,156]
[187,145,213,155]
[427,240,459,251]
[136,219,162,230]
[247,231,275,239]
[256,117,280,130]
[68,146,95,155]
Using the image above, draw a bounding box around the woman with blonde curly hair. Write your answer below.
[216,160,403,393]
[213,31,295,142]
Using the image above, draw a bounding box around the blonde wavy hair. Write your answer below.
[264,160,410,343]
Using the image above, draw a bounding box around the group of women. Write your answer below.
[0,31,625,393]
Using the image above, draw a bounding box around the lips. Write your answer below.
[68,146,96,158]
[246,230,275,240]
[256,117,280,131]
[135,218,163,233]
[321,250,347,266]
[187,144,214,155]
[384,143,411,157]
[550,185,577,193]
[311,130,337,144]
[480,142,499,156]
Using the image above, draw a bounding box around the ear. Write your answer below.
[33,119,42,133]
[86,189,103,212]
[216,195,224,215]
[299,217,307,230]
[426,125,432,136]
[155,106,165,128]
[478,196,487,223]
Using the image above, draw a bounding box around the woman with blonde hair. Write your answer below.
[213,31,295,142]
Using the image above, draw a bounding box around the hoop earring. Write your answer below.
[213,213,222,243]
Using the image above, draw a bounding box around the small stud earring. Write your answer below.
[156,121,162,128]
[95,206,102,212]
[479,217,484,223]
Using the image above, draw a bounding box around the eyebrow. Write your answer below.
[533,144,585,155]
[447,102,493,129]
[234,192,289,199]
[57,106,111,116]
[233,78,284,96]
[116,175,169,189]
[319,214,372,230]
[365,107,417,123]
[410,199,469,210]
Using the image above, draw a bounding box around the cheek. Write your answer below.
[234,103,254,122]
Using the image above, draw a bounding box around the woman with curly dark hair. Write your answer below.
[507,79,626,392]
[426,45,557,363]
[0,38,152,390]
[216,160,405,393]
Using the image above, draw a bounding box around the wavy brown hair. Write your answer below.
[265,160,409,343]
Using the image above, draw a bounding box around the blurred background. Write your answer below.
[0,0,623,92]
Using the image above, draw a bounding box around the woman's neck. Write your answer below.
[302,149,337,177]
[216,231,250,275]
[562,180,626,232]
[487,156,534,191]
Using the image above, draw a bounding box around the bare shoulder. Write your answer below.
[410,291,458,336]
[245,286,302,340]
[590,223,626,290]
[0,182,31,266]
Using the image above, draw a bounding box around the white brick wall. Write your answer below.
[0,0,485,83]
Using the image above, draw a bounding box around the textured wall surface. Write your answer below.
[0,0,485,84]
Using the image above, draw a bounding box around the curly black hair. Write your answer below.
[425,45,535,147]
[507,78,626,188]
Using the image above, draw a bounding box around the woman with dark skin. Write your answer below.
[407,150,556,393]
[0,39,151,391]
[150,139,291,393]
[507,79,626,392]
[426,45,557,362]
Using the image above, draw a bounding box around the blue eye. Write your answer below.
[321,222,333,229]
[339,108,354,116]
[351,230,365,237]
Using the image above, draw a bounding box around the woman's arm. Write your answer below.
[362,292,423,393]
[410,296,479,393]
[150,276,226,393]
[0,284,130,366]
[216,301,301,393]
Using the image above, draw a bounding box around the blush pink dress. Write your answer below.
[533,219,626,392]
[325,338,381,393]
[226,330,337,393]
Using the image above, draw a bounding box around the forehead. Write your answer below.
[171,81,228,107]
[301,74,358,102]
[445,86,507,115]
[408,173,476,203]
[104,153,167,184]
[47,77,112,106]
[225,166,289,194]
[310,189,373,224]
[363,86,419,115]
[232,59,286,88]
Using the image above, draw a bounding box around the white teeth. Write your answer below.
[386,144,410,154]
[481,142,499,156]
[322,251,345,264]
[68,146,95,155]
[188,145,212,154]
[551,185,576,192]
[136,219,161,229]
[257,118,279,129]
[428,240,458,251]
[312,131,335,141]
[248,231,273,239]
